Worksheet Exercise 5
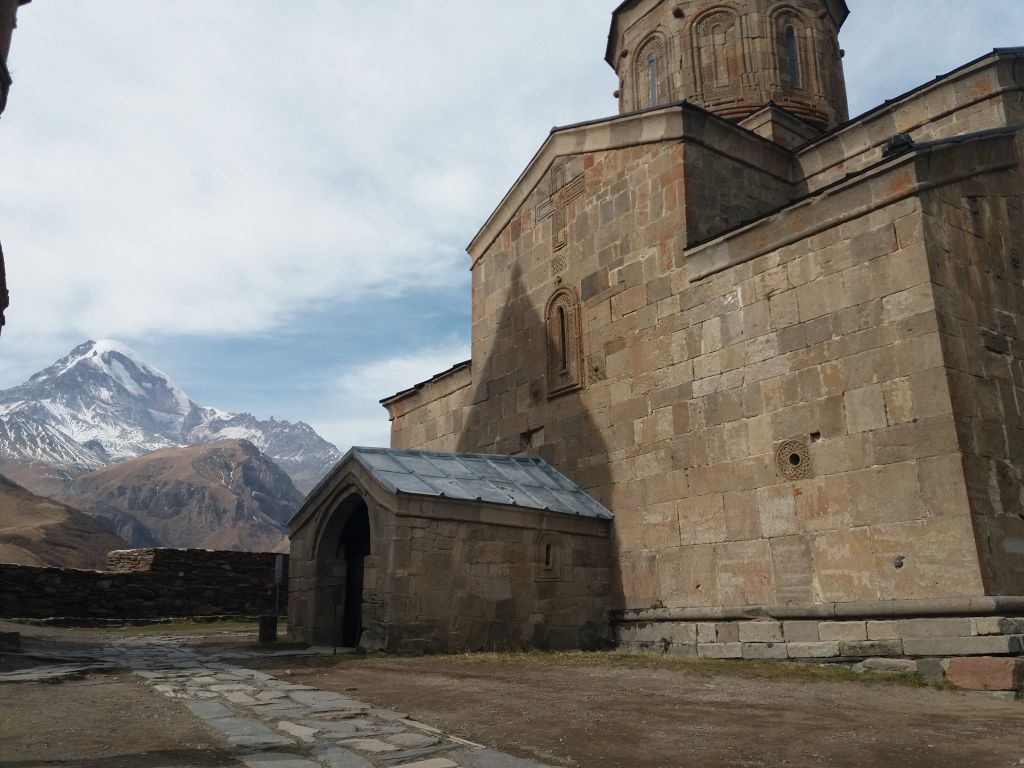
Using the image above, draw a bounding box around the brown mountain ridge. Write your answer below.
[58,439,301,553]
[0,472,129,569]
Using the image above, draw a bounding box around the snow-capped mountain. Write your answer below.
[0,340,343,492]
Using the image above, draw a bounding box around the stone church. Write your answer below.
[292,0,1024,659]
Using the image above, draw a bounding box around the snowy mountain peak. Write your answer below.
[0,341,343,492]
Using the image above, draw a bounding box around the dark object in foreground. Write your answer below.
[258,615,278,644]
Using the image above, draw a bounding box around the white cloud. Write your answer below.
[0,0,1019,418]
[313,340,471,451]
[0,1,612,380]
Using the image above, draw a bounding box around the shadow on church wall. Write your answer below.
[454,264,624,603]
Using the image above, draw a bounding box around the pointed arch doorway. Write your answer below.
[315,493,371,648]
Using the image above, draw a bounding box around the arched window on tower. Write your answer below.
[785,26,800,88]
[774,14,807,93]
[648,51,659,107]
[636,36,666,109]
[546,288,583,397]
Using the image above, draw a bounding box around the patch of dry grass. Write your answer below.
[378,649,929,688]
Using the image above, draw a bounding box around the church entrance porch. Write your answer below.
[311,493,372,648]
[288,447,614,653]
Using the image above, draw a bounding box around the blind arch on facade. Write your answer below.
[545,287,583,397]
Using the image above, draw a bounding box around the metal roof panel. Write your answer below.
[344,447,613,520]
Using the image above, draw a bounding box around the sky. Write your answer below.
[0,1,1021,451]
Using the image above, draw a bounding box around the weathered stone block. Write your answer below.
[783,621,820,642]
[741,642,788,660]
[945,657,1024,691]
[860,658,918,673]
[896,618,973,638]
[818,621,868,642]
[916,657,947,684]
[714,622,740,644]
[787,642,841,659]
[972,617,1024,636]
[696,622,717,644]
[840,640,903,658]
[866,621,899,641]
[845,385,887,434]
[738,621,783,643]
[668,622,698,645]
[698,643,743,659]
[903,635,1022,657]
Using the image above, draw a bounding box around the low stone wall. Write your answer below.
[0,549,287,621]
[616,616,1024,695]
[615,616,1024,660]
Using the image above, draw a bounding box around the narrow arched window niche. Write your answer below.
[785,26,800,88]
[535,531,565,582]
[545,288,583,397]
[635,35,667,109]
[773,12,808,93]
[648,52,659,107]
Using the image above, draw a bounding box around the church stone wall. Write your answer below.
[383,48,1024,632]
[288,463,611,653]
[924,130,1024,596]
[385,365,471,453]
[382,497,611,653]
[659,186,984,611]
[797,52,1024,195]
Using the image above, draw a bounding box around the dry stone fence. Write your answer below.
[0,548,286,622]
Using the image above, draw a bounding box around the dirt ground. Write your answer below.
[2,622,1023,768]
[0,673,240,768]
[0,621,242,768]
[274,654,1024,768]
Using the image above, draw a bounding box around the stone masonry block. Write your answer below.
[945,657,1024,691]
[840,640,904,658]
[698,643,743,659]
[715,623,741,643]
[845,385,887,434]
[896,618,974,638]
[696,623,717,644]
[669,622,698,645]
[972,617,1024,636]
[633,623,663,643]
[861,658,918,673]
[818,621,868,642]
[787,642,841,659]
[903,635,1023,657]
[783,621,820,642]
[742,642,788,660]
[916,658,946,684]
[866,621,899,640]
[738,621,784,643]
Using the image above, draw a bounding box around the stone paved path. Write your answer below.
[3,636,553,768]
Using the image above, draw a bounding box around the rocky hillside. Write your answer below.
[0,340,343,492]
[59,440,300,552]
[0,472,129,569]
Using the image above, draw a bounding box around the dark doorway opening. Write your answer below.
[337,499,371,647]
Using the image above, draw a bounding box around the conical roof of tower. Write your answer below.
[605,0,851,66]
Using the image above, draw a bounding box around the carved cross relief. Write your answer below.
[536,156,585,275]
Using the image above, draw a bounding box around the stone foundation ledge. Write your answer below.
[614,616,1024,661]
